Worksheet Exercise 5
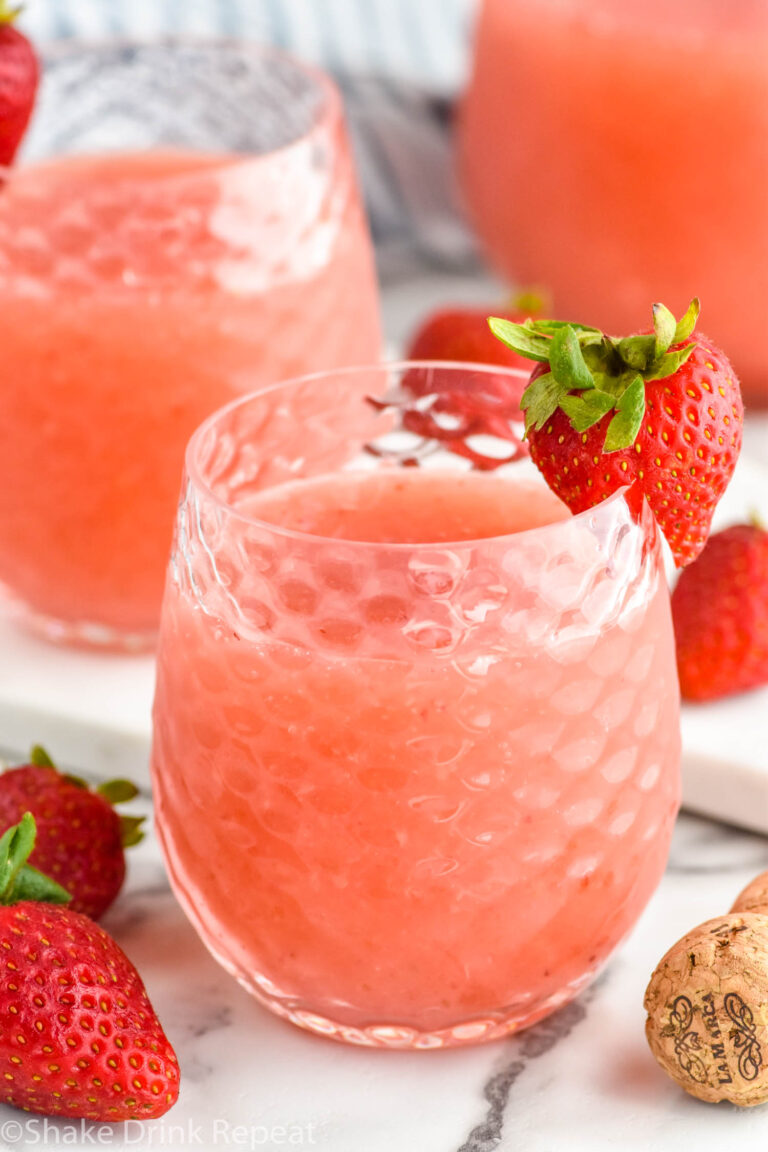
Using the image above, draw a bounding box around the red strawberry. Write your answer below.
[406,295,545,375]
[671,522,768,701]
[0,3,38,167]
[490,299,743,567]
[0,814,180,1121]
[388,297,545,471]
[0,747,145,920]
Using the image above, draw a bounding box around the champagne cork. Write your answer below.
[731,871,768,916]
[645,904,768,1106]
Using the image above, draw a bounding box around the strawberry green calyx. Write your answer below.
[29,744,54,768]
[97,778,140,804]
[98,782,146,847]
[508,287,549,316]
[0,813,71,906]
[119,815,145,848]
[29,744,146,848]
[489,298,701,452]
[0,1,23,24]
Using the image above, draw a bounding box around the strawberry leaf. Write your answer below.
[98,779,140,805]
[533,319,603,344]
[646,342,697,381]
[0,813,71,906]
[510,288,548,315]
[0,2,23,24]
[560,389,616,433]
[616,334,655,371]
[603,375,645,452]
[488,317,552,362]
[492,298,703,458]
[120,815,146,848]
[11,865,71,905]
[549,325,594,391]
[673,298,700,344]
[0,811,35,894]
[29,745,55,768]
[62,773,89,790]
[652,303,677,356]
[521,371,568,432]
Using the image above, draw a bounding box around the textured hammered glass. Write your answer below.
[151,364,681,1049]
[0,42,380,647]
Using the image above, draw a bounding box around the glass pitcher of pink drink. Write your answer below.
[459,0,768,402]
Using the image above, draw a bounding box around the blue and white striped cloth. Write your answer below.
[21,0,484,269]
[20,0,477,96]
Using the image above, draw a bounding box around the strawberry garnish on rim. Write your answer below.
[489,299,743,567]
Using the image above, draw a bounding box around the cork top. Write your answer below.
[731,871,768,917]
[644,913,768,1106]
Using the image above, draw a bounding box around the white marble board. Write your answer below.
[0,271,766,834]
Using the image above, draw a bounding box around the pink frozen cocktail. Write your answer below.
[151,363,681,1047]
[0,45,380,646]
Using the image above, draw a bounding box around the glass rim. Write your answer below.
[183,360,634,552]
[10,36,342,181]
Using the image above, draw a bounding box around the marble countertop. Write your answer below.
[1,803,766,1152]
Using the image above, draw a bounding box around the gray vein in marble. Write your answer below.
[455,983,601,1152]
[666,814,768,875]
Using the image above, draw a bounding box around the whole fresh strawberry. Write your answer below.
[490,299,743,567]
[0,2,38,167]
[671,522,768,701]
[0,747,144,920]
[406,293,545,376]
[0,813,179,1120]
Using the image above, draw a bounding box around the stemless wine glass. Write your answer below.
[0,41,380,648]
[151,362,681,1049]
[459,0,768,401]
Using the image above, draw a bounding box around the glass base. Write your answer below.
[0,583,157,653]
[210,941,598,1050]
